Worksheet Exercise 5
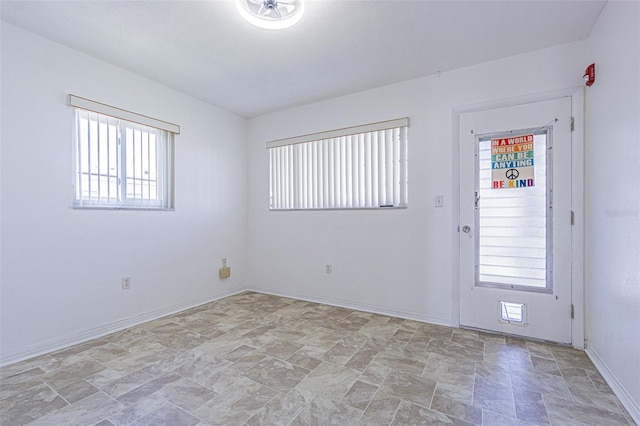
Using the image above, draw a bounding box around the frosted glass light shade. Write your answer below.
[236,0,305,30]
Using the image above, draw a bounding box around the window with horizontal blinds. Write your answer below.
[71,97,176,210]
[267,118,408,210]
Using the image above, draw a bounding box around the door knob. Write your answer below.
[462,225,471,233]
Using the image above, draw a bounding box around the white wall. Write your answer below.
[247,41,587,324]
[584,1,640,418]
[0,23,248,364]
[1,6,637,420]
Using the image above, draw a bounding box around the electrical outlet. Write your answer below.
[325,264,332,274]
[222,258,227,267]
[122,277,131,290]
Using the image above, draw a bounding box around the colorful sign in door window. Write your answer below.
[491,134,535,189]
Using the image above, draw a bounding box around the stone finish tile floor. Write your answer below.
[0,292,635,425]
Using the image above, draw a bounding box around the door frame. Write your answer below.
[451,87,585,349]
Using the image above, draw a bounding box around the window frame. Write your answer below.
[69,95,178,210]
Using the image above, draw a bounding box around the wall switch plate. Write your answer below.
[435,195,444,207]
[122,277,131,290]
[325,264,332,274]
[219,266,231,279]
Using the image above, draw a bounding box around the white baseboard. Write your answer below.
[585,345,640,424]
[2,285,451,367]
[247,285,452,327]
[0,288,246,367]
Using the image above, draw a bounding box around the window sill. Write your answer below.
[72,205,174,211]
[269,206,408,212]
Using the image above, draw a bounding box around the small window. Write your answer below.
[70,96,177,210]
[499,301,526,324]
[267,118,409,210]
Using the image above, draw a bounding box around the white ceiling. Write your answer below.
[1,0,606,118]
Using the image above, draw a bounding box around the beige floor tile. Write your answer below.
[291,395,363,426]
[193,379,278,425]
[434,380,474,405]
[108,393,167,425]
[512,385,551,425]
[287,350,323,370]
[245,390,306,426]
[29,391,123,426]
[426,338,484,362]
[0,367,45,400]
[430,394,482,425]
[0,382,68,426]
[392,400,464,425]
[342,379,379,410]
[243,356,310,392]
[156,377,217,412]
[372,351,426,376]
[544,394,631,425]
[472,376,516,419]
[39,357,106,390]
[381,370,437,408]
[296,361,360,399]
[133,401,200,426]
[358,391,401,425]
[99,369,155,399]
[0,292,632,426]
[322,340,363,365]
[56,379,99,403]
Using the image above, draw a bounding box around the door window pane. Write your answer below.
[477,132,550,290]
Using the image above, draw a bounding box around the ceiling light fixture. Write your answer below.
[236,0,305,30]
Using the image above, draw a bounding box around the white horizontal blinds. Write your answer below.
[477,133,549,288]
[73,108,174,209]
[268,118,408,210]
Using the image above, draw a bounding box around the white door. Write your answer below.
[459,97,573,344]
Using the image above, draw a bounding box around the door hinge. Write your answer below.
[571,304,575,319]
[570,117,575,131]
[571,210,575,225]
